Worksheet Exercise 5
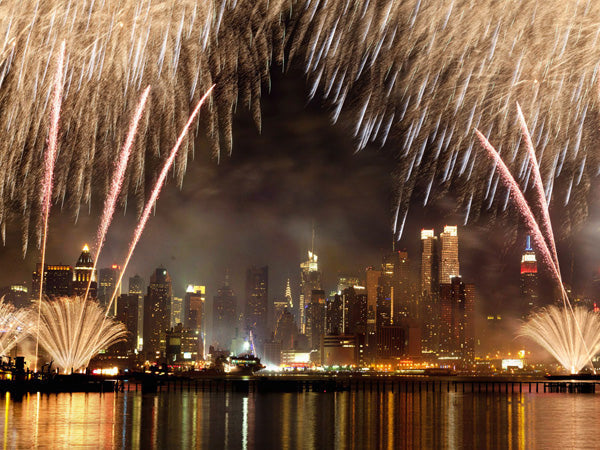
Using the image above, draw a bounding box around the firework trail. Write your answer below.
[82,85,151,304]
[475,129,559,282]
[476,128,596,372]
[516,102,559,272]
[34,41,65,373]
[105,85,214,321]
[0,1,597,244]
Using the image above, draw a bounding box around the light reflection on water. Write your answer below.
[1,389,599,448]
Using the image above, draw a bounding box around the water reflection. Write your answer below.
[0,388,599,448]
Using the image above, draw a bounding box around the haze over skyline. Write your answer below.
[1,71,600,320]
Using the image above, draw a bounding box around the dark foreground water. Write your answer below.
[1,388,599,448]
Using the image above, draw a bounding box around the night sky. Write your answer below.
[1,68,600,325]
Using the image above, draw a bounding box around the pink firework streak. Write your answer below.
[516,103,559,273]
[475,129,560,283]
[475,129,595,372]
[35,41,65,372]
[82,86,151,303]
[105,85,215,317]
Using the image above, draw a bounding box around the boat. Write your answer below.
[227,354,264,375]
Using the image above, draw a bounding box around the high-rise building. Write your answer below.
[299,250,321,333]
[439,226,460,283]
[115,293,139,355]
[274,309,299,350]
[213,273,237,350]
[326,293,343,335]
[98,265,120,315]
[520,235,539,316]
[171,296,183,327]
[377,251,411,324]
[420,229,440,353]
[336,274,360,294]
[245,266,268,342]
[183,285,205,330]
[343,286,368,335]
[143,268,172,359]
[72,244,97,298]
[285,278,293,308]
[32,264,73,300]
[165,323,202,363]
[305,289,326,349]
[0,284,29,309]
[439,276,474,362]
[129,274,144,349]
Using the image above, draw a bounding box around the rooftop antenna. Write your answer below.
[311,221,315,256]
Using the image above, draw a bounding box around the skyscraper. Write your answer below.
[439,226,460,283]
[377,251,411,323]
[98,265,120,315]
[183,285,205,331]
[72,244,97,298]
[143,268,172,359]
[520,235,539,316]
[129,274,144,349]
[439,276,475,362]
[213,273,237,350]
[285,278,293,308]
[31,264,73,300]
[116,293,139,355]
[420,229,439,353]
[305,289,326,349]
[245,266,268,343]
[171,296,183,326]
[299,251,321,333]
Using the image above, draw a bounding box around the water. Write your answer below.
[1,389,598,448]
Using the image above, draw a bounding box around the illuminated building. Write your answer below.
[0,284,29,308]
[420,229,439,353]
[343,286,368,335]
[31,263,73,299]
[305,289,326,350]
[72,244,97,298]
[115,293,138,355]
[321,334,360,367]
[263,337,282,368]
[128,274,145,349]
[299,250,322,333]
[336,274,360,294]
[166,323,202,364]
[520,235,539,316]
[285,278,293,308]
[98,265,120,315]
[171,296,183,326]
[183,285,204,356]
[377,251,412,323]
[213,273,237,350]
[272,298,289,329]
[143,268,172,360]
[439,276,475,362]
[245,266,269,343]
[183,285,205,330]
[439,226,460,283]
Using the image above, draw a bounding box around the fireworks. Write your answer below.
[30,297,127,373]
[0,1,596,245]
[0,298,29,356]
[521,306,600,375]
